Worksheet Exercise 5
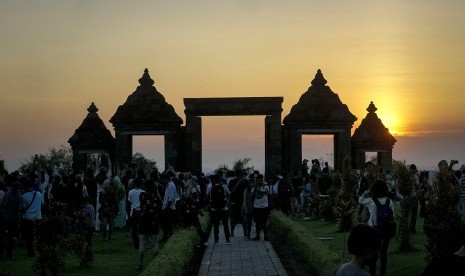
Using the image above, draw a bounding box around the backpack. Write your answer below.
[140,191,161,218]
[138,191,161,235]
[210,184,227,210]
[373,198,397,238]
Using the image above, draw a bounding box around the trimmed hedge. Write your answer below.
[268,211,340,276]
[141,215,211,276]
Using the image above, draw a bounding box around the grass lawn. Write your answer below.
[277,202,429,276]
[0,228,158,276]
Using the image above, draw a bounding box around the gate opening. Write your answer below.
[202,116,265,174]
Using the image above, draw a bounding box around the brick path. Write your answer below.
[198,225,288,276]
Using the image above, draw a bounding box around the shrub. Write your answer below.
[423,169,461,260]
[33,202,69,276]
[268,211,340,276]
[141,215,210,276]
[392,160,416,250]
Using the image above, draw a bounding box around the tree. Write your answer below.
[131,152,157,174]
[19,146,73,174]
[214,164,229,176]
[423,167,461,260]
[0,157,7,175]
[232,157,253,173]
[393,160,415,250]
[333,156,358,232]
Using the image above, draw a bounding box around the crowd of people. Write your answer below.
[0,157,464,275]
[0,164,288,270]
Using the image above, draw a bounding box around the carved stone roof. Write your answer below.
[110,69,183,129]
[283,70,357,127]
[352,101,396,146]
[68,102,115,150]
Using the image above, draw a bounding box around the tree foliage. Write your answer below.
[423,168,461,260]
[233,157,253,173]
[392,160,416,250]
[0,157,6,175]
[19,146,73,174]
[131,152,157,174]
[333,156,357,232]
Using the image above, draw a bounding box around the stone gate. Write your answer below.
[184,97,283,176]
[69,68,395,175]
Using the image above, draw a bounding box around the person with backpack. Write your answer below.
[228,170,248,236]
[206,173,231,244]
[359,179,396,276]
[136,179,162,271]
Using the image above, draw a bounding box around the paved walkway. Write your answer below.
[198,224,288,276]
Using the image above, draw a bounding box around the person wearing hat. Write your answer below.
[460,165,465,222]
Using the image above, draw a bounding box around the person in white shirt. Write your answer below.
[20,176,44,257]
[251,174,270,241]
[359,179,395,276]
[128,177,145,249]
[161,171,177,241]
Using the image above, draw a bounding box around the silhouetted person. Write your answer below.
[332,224,382,276]
[318,167,332,195]
[20,176,44,257]
[0,179,21,259]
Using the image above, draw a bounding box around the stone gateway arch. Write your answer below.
[184,97,283,177]
[69,69,396,175]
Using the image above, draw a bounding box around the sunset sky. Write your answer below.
[1,1,465,172]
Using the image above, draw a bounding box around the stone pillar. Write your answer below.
[72,152,87,173]
[185,115,202,174]
[378,149,393,173]
[352,148,366,171]
[287,128,302,174]
[265,114,282,177]
[334,129,352,171]
[165,131,179,171]
[115,131,132,168]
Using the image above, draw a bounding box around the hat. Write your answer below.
[303,159,309,163]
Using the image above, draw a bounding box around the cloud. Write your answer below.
[394,129,465,137]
